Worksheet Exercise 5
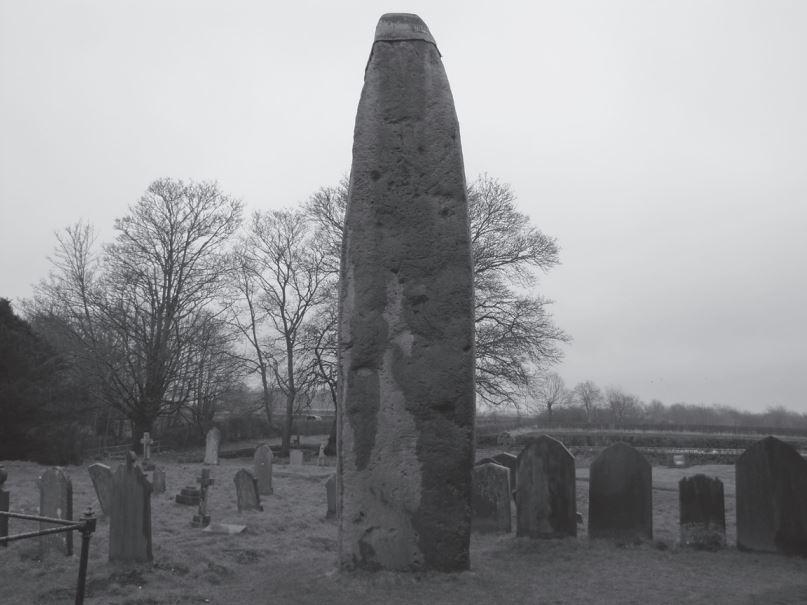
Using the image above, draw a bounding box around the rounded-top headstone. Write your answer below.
[337,13,474,573]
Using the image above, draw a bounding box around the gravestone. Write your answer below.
[234,469,263,512]
[109,452,152,562]
[151,468,166,494]
[38,467,73,556]
[192,469,214,528]
[175,486,201,506]
[88,463,114,515]
[735,436,807,555]
[497,432,514,448]
[326,474,337,519]
[472,462,511,533]
[679,474,725,550]
[318,443,327,466]
[254,445,273,495]
[516,435,576,538]
[337,13,475,572]
[492,452,519,498]
[1,466,9,548]
[289,449,304,467]
[140,432,155,470]
[204,427,221,465]
[588,442,652,541]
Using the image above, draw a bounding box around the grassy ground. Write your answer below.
[1,443,806,605]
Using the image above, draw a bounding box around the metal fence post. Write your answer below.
[74,507,97,605]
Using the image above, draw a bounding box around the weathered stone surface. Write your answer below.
[679,474,725,550]
[151,468,166,494]
[234,469,262,512]
[326,474,337,519]
[337,13,475,573]
[38,467,73,556]
[289,449,304,467]
[88,463,114,515]
[516,435,576,538]
[472,463,511,533]
[588,443,652,541]
[204,427,221,465]
[735,436,807,555]
[492,452,518,498]
[109,453,152,562]
[254,445,273,495]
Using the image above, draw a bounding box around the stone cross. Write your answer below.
[140,432,152,460]
[192,469,214,527]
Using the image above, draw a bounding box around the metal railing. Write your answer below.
[0,507,97,605]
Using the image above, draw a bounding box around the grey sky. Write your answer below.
[1,1,805,412]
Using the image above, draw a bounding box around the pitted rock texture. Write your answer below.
[337,13,475,572]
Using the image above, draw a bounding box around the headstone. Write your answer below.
[516,435,577,538]
[192,469,214,527]
[338,13,475,572]
[326,474,337,519]
[318,443,327,466]
[735,436,807,555]
[0,466,9,548]
[254,445,273,495]
[289,449,304,467]
[88,463,114,515]
[679,474,726,550]
[234,469,263,512]
[497,432,514,448]
[204,427,221,465]
[38,467,73,556]
[472,463,511,533]
[492,452,519,498]
[151,468,166,494]
[109,452,152,562]
[588,443,652,541]
[140,432,155,470]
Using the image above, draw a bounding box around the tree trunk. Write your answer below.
[325,418,337,456]
[282,391,295,457]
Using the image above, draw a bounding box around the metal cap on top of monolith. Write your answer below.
[337,14,475,573]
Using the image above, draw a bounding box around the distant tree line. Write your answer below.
[6,173,568,462]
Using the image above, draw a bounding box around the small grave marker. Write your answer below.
[588,442,652,542]
[234,469,263,512]
[679,474,726,550]
[472,462,511,533]
[325,474,336,518]
[38,467,73,556]
[254,445,273,495]
[109,452,152,562]
[151,468,166,494]
[736,436,807,555]
[140,432,155,470]
[516,435,576,538]
[318,443,327,466]
[88,463,114,515]
[204,427,221,465]
[289,449,304,467]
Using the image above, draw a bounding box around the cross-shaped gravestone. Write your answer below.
[140,432,154,470]
[192,469,214,528]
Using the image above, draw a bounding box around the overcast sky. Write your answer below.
[1,1,805,413]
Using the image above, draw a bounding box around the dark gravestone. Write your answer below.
[254,444,273,495]
[326,474,336,519]
[492,452,518,498]
[151,468,166,494]
[516,435,576,538]
[337,13,475,572]
[472,463,511,533]
[234,469,263,512]
[38,467,73,556]
[679,474,725,550]
[588,442,652,541]
[109,452,153,562]
[735,436,807,555]
[88,463,114,515]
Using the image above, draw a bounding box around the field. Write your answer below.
[2,440,807,605]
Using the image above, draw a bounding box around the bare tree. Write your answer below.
[605,387,642,425]
[232,208,331,455]
[572,380,603,423]
[32,180,242,450]
[537,372,570,422]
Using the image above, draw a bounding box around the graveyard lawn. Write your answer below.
[1,452,807,604]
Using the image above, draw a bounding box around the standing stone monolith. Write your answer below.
[337,13,475,572]
[38,467,73,556]
[204,427,221,465]
[588,443,652,541]
[234,469,263,512]
[254,445,273,495]
[516,435,577,538]
[109,452,152,562]
[88,463,114,515]
[735,436,807,555]
[679,474,725,550]
[472,463,512,533]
